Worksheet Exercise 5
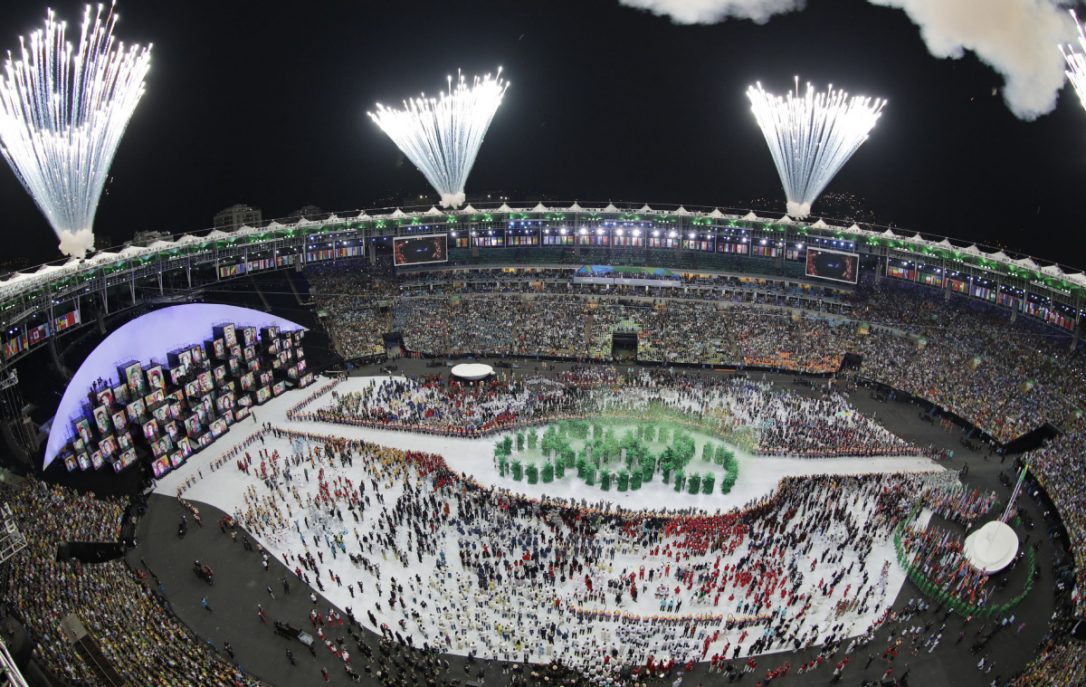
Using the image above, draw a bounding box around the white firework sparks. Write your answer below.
[747,78,885,219]
[369,69,508,209]
[1061,10,1086,114]
[0,3,151,258]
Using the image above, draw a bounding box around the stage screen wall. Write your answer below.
[44,304,304,469]
[805,247,859,284]
[393,234,448,266]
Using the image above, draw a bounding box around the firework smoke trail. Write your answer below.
[1062,10,1086,114]
[369,69,507,209]
[0,3,151,258]
[747,78,885,219]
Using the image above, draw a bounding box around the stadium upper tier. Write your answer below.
[1,200,1082,363]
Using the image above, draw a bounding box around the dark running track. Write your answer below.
[129,361,1064,686]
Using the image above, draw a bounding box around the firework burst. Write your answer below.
[747,78,884,219]
[369,69,507,209]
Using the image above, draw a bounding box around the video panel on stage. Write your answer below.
[805,247,859,284]
[393,234,448,266]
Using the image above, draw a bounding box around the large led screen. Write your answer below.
[805,247,859,284]
[393,234,448,266]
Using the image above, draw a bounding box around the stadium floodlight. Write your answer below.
[368,69,508,209]
[0,3,151,258]
[1062,10,1086,114]
[747,78,885,219]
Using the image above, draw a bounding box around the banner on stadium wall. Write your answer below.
[919,273,942,287]
[218,264,242,279]
[947,278,969,294]
[886,265,915,281]
[1046,310,1075,330]
[971,285,995,302]
[54,308,80,332]
[27,323,49,346]
[3,333,27,360]
[717,242,748,255]
[996,292,1018,309]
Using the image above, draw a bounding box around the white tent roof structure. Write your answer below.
[355,211,371,220]
[567,202,584,213]
[1040,264,1065,277]
[963,520,1018,574]
[424,206,444,217]
[639,204,654,213]
[389,208,408,219]
[460,204,477,215]
[742,211,759,221]
[811,219,829,229]
[674,206,691,216]
[778,215,793,225]
[603,203,619,213]
[531,202,549,213]
[497,203,512,213]
[708,208,725,219]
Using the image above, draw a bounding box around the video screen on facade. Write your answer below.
[393,234,448,266]
[805,247,859,284]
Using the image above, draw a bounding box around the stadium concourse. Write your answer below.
[121,354,1057,687]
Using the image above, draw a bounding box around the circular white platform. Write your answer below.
[963,520,1019,574]
[450,363,494,381]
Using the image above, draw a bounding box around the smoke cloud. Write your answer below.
[618,0,804,24]
[57,228,95,259]
[618,0,1077,120]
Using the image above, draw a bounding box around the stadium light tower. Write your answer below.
[747,78,885,219]
[368,69,508,209]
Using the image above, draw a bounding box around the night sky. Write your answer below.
[1,0,1085,267]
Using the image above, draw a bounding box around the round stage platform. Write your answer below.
[450,363,494,381]
[963,520,1019,574]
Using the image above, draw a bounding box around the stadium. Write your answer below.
[1,1,1086,686]
[0,199,1079,687]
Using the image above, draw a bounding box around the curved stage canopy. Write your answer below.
[44,304,303,469]
[451,363,494,381]
[963,520,1020,574]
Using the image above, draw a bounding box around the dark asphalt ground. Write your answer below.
[130,358,1068,687]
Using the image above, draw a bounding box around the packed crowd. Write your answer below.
[218,417,970,681]
[307,266,391,360]
[852,284,1085,443]
[312,375,578,435]
[1024,429,1086,615]
[0,480,254,686]
[311,265,1086,445]
[305,369,917,458]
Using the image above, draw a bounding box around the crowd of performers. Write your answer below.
[303,368,916,459]
[175,416,1005,684]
